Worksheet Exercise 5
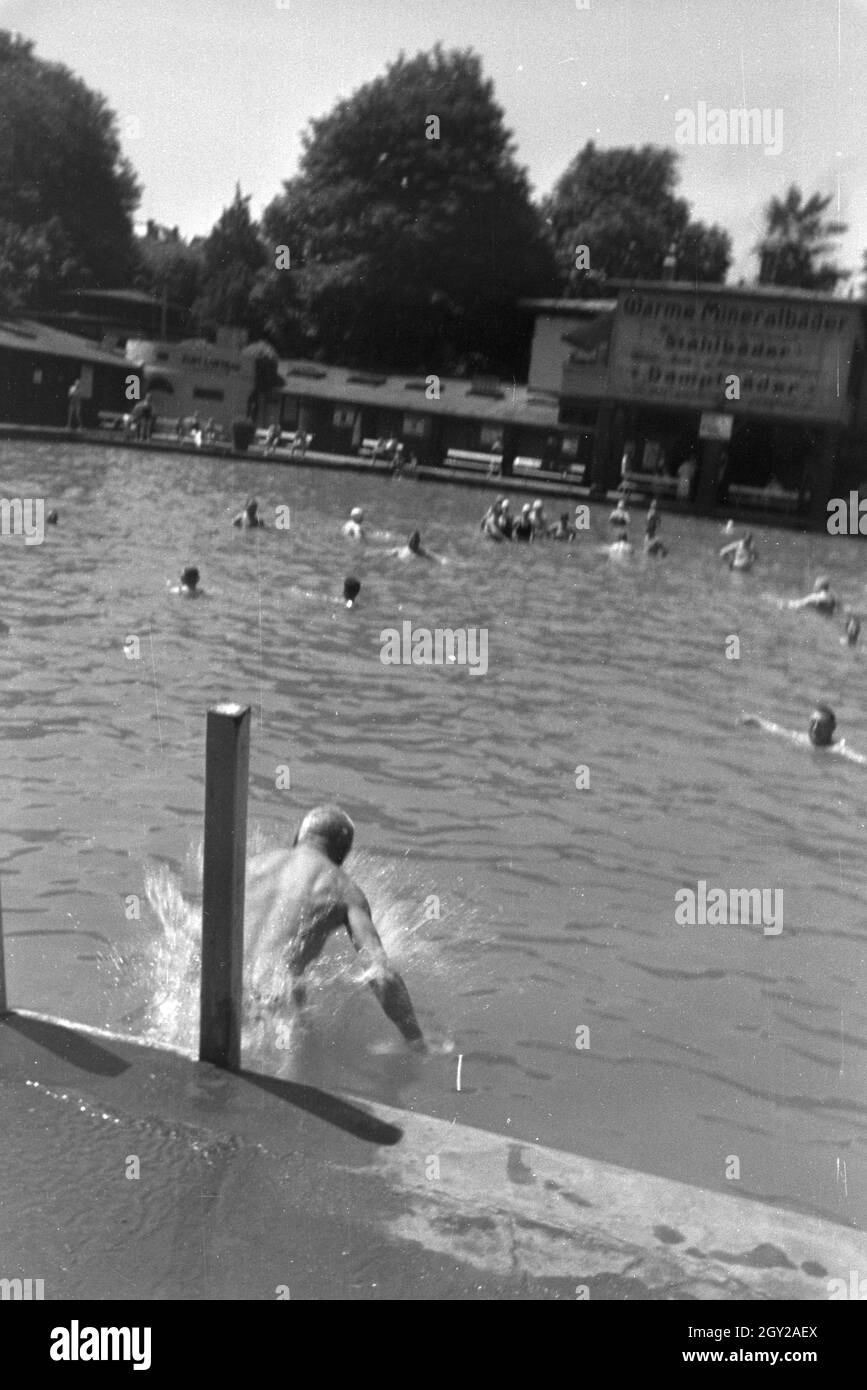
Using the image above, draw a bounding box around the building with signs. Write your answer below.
[125,329,256,428]
[523,284,867,527]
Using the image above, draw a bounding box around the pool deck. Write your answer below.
[0,422,819,528]
[1,1007,862,1300]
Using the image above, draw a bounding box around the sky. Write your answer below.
[3,0,867,285]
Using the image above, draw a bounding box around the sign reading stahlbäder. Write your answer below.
[609,288,863,423]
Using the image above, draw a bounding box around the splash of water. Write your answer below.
[138,826,461,1072]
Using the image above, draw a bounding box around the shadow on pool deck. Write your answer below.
[1,1009,864,1300]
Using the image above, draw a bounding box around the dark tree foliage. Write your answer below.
[133,224,205,330]
[261,45,557,374]
[0,217,79,315]
[192,185,267,337]
[542,142,731,292]
[0,30,140,302]
[754,186,849,292]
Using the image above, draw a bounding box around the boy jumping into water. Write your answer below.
[244,805,426,1050]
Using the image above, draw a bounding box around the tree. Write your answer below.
[192,186,267,337]
[261,45,557,374]
[133,223,205,331]
[755,186,849,292]
[0,31,140,297]
[0,217,79,316]
[542,142,731,292]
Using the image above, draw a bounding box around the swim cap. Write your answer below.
[350,508,363,522]
[343,576,361,601]
[815,575,830,590]
[533,498,543,509]
[181,565,199,587]
[295,805,355,864]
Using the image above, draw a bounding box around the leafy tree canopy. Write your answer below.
[754,185,849,292]
[0,30,140,299]
[261,45,557,374]
[192,185,267,337]
[543,141,731,292]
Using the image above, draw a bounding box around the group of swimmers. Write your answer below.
[479,493,668,556]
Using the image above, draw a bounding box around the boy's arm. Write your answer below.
[344,890,426,1050]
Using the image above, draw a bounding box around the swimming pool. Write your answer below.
[2,440,865,1228]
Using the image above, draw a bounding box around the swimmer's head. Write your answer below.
[408,530,421,552]
[814,575,830,592]
[808,703,836,747]
[521,503,531,514]
[350,507,364,523]
[532,498,543,510]
[246,498,259,517]
[294,804,355,864]
[180,565,199,591]
[500,499,511,512]
[846,616,861,645]
[46,509,58,524]
[343,575,361,606]
[560,512,569,524]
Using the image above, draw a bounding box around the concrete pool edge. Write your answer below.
[2,1009,862,1300]
[0,423,829,527]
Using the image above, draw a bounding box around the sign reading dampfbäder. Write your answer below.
[610,289,861,423]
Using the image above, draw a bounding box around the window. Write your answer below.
[193,387,224,401]
[148,376,175,394]
[333,406,358,428]
[402,414,428,436]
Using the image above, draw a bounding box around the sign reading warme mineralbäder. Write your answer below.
[610,290,860,423]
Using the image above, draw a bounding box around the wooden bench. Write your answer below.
[512,457,586,485]
[358,437,380,458]
[445,449,502,475]
[255,428,311,453]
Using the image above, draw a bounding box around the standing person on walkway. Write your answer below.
[67,379,83,430]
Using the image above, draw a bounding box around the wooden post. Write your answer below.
[199,702,250,1069]
[0,874,7,1014]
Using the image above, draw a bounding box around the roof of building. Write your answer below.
[523,282,864,312]
[60,288,164,308]
[519,298,617,316]
[0,319,137,367]
[278,360,560,426]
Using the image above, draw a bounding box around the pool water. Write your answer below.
[2,440,865,1228]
